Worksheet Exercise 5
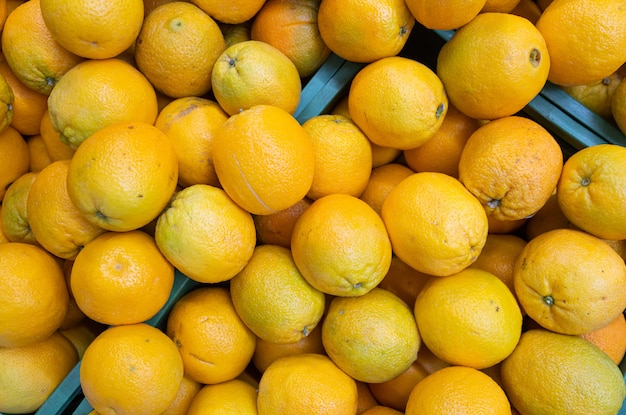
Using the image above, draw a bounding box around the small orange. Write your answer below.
[59,319,102,359]
[70,230,174,326]
[376,255,433,308]
[580,312,626,365]
[212,40,302,116]
[0,242,69,347]
[359,163,415,216]
[487,215,528,235]
[252,324,325,373]
[160,375,203,415]
[38,109,75,162]
[59,259,87,330]
[381,172,488,277]
[404,366,512,415]
[190,0,266,24]
[361,406,404,415]
[348,56,447,150]
[524,192,571,240]
[404,0,486,30]
[302,114,372,199]
[0,332,79,414]
[212,105,315,215]
[436,12,550,120]
[154,96,229,188]
[253,197,312,248]
[317,0,415,63]
[80,323,184,415]
[27,160,106,260]
[458,116,563,221]
[513,228,626,335]
[1,171,38,244]
[166,286,257,384]
[356,381,379,414]
[403,103,480,178]
[291,194,393,297]
[509,0,542,23]
[39,0,144,59]
[0,125,28,201]
[257,353,358,415]
[135,2,226,98]
[67,121,178,232]
[557,143,626,240]
[220,21,252,47]
[251,0,331,78]
[26,134,52,172]
[187,379,258,415]
[480,0,521,12]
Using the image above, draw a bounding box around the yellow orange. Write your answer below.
[1,171,38,244]
[161,375,203,415]
[187,379,258,415]
[190,0,266,24]
[0,125,28,201]
[39,109,75,161]
[359,163,415,216]
[26,134,52,172]
[564,70,623,120]
[376,255,433,308]
[0,72,14,133]
[405,0,486,30]
[252,324,325,373]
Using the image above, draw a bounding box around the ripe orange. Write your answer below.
[253,197,312,248]
[39,109,75,161]
[27,160,106,259]
[230,244,326,343]
[404,0,486,30]
[302,114,372,199]
[513,228,626,335]
[611,75,626,135]
[356,381,380,414]
[0,125,28,201]
[348,56,447,150]
[524,192,571,240]
[0,332,79,414]
[70,230,174,325]
[317,0,415,63]
[381,172,488,277]
[414,267,522,368]
[187,379,258,415]
[160,375,202,415]
[66,121,178,232]
[361,406,404,415]
[257,353,358,415]
[557,143,626,240]
[510,0,542,24]
[135,2,226,98]
[251,0,331,78]
[26,134,52,172]
[154,96,229,188]
[220,21,252,47]
[212,40,301,116]
[190,0,266,24]
[359,163,415,216]
[580,312,626,365]
[1,171,38,244]
[155,184,256,284]
[436,12,550,120]
[39,0,144,59]
[564,71,623,120]
[536,0,626,86]
[1,0,84,95]
[212,105,315,215]
[501,329,626,415]
[0,242,69,347]
[291,194,393,296]
[252,324,325,373]
[480,0,521,12]
[80,323,184,415]
[166,287,257,384]
[405,366,512,415]
[376,255,433,309]
[47,58,158,149]
[59,319,102,359]
[458,116,563,221]
[0,72,14,134]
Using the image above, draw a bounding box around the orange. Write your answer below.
[524,192,571,240]
[501,329,626,415]
[414,267,522,368]
[27,160,106,259]
[0,208,9,244]
[59,259,87,330]
[1,0,84,95]
[190,0,266,24]
[556,143,626,240]
[39,0,144,59]
[322,288,421,383]
[161,375,203,415]
[154,96,229,188]
[250,0,331,78]
[257,353,358,415]
[67,121,178,232]
[230,244,326,343]
[580,312,626,365]
[513,228,626,335]
[356,381,379,414]
[480,0,521,12]
[348,56,447,150]
[39,108,75,161]
[220,21,252,47]
[405,365,512,415]
[0,59,48,136]
[0,0,7,31]
[27,134,52,172]
[135,2,226,98]
[0,71,14,133]
[359,163,414,216]
[47,58,158,149]
[0,242,69,347]
[436,12,550,120]
[291,194,392,296]
[536,0,626,86]
[403,103,480,178]
[155,184,257,284]
[302,114,372,199]
[611,75,626,134]
[211,40,301,116]
[253,197,312,248]
[405,0,486,30]
[80,323,184,415]
[70,230,174,326]
[59,319,103,359]
[0,332,79,414]
[1,171,38,244]
[0,125,28,201]
[212,105,315,215]
[381,172,488,277]
[564,71,623,120]
[166,286,257,384]
[509,0,542,23]
[458,116,563,221]
[376,255,433,309]
[361,406,404,415]
[317,0,415,63]
[252,324,325,373]
[143,0,178,15]
[487,215,528,235]
[187,378,258,415]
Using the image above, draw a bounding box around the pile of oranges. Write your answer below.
[0,0,625,414]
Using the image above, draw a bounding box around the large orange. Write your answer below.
[212,105,315,215]
[436,12,550,120]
